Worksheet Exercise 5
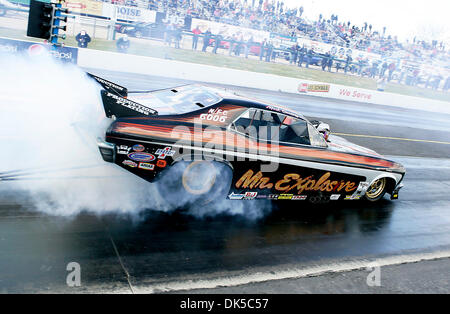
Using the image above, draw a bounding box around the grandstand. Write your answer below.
[2,0,449,91]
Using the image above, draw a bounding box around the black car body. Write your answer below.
[90,73,405,203]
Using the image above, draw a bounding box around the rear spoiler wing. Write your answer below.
[100,90,158,118]
[87,72,158,118]
[87,73,128,97]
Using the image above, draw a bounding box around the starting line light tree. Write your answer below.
[27,0,69,46]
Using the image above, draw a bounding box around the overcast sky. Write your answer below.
[282,0,450,43]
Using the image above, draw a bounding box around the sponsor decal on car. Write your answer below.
[344,195,361,200]
[235,170,358,194]
[228,192,244,200]
[292,195,307,200]
[122,160,137,168]
[106,92,156,116]
[132,144,145,152]
[269,194,279,200]
[138,162,155,170]
[228,192,258,200]
[117,145,131,155]
[155,147,175,159]
[330,194,340,200]
[89,74,126,93]
[243,192,257,200]
[199,108,228,123]
[128,152,155,162]
[278,194,293,200]
[156,160,167,168]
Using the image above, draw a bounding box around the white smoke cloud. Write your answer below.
[0,53,271,219]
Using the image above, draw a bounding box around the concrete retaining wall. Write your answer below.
[75,48,449,114]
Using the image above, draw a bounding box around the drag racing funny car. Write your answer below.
[91,73,405,203]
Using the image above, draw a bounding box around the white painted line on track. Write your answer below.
[386,156,450,169]
[135,250,450,293]
[334,132,450,145]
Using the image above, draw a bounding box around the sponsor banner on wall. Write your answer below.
[334,86,374,101]
[191,18,269,42]
[63,0,103,16]
[102,3,156,22]
[0,37,78,64]
[296,79,373,101]
[298,82,330,93]
[269,33,297,49]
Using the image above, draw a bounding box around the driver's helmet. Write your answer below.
[311,120,331,141]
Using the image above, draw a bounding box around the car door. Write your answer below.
[227,108,366,200]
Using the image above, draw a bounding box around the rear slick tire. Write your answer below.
[155,160,233,209]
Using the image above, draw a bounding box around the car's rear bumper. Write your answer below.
[97,138,116,163]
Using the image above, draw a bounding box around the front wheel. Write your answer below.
[364,177,387,202]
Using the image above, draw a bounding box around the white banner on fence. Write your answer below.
[295,37,381,61]
[102,4,156,22]
[190,18,381,61]
[191,18,269,42]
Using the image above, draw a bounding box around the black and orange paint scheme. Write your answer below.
[91,73,405,202]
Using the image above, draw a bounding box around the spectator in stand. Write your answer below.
[321,52,329,71]
[412,68,420,86]
[432,75,442,90]
[380,61,388,78]
[327,53,334,72]
[388,62,396,81]
[335,60,343,72]
[192,26,202,50]
[289,44,298,64]
[75,30,91,48]
[377,76,387,91]
[298,46,306,67]
[344,55,352,73]
[305,48,314,68]
[165,24,175,46]
[202,28,212,52]
[174,26,182,49]
[259,39,267,61]
[229,35,236,56]
[213,33,222,54]
[235,35,244,56]
[244,37,253,58]
[265,41,273,62]
[116,34,130,53]
[444,76,450,92]
[370,61,378,78]
[357,59,365,75]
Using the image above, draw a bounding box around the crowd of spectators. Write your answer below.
[99,0,449,91]
[113,1,446,56]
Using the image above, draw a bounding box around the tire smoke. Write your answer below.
[0,53,271,219]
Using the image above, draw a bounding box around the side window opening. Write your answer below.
[231,108,327,147]
[281,121,310,145]
[308,123,328,147]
